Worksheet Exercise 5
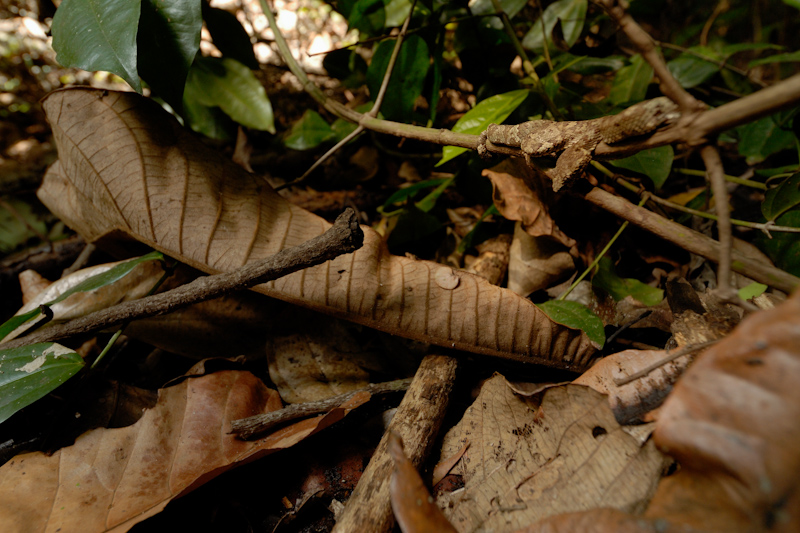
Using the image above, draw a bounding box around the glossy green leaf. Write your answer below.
[762,172,800,221]
[738,282,767,301]
[610,145,674,189]
[0,252,164,342]
[592,257,664,307]
[185,57,275,133]
[136,0,202,111]
[284,110,336,150]
[203,5,259,70]
[437,89,529,166]
[721,42,784,56]
[756,209,800,276]
[349,0,387,35]
[182,88,237,141]
[521,0,587,51]
[537,300,605,348]
[384,0,413,27]
[748,50,800,67]
[0,343,85,424]
[667,46,721,88]
[609,54,653,105]
[332,117,359,141]
[366,34,430,121]
[51,0,143,92]
[737,113,795,164]
[0,197,48,253]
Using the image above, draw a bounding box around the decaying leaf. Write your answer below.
[508,222,574,297]
[514,290,800,533]
[482,160,575,247]
[390,432,458,533]
[37,88,597,371]
[437,375,666,532]
[0,370,370,533]
[266,308,391,403]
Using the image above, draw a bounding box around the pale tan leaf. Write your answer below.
[437,376,666,532]
[0,370,369,533]
[18,269,51,304]
[508,222,574,297]
[37,88,597,371]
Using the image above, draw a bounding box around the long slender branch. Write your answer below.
[700,145,733,297]
[0,210,364,350]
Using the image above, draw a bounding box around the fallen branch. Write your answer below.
[230,377,413,439]
[1,209,364,350]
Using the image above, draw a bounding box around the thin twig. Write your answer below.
[613,339,718,386]
[700,145,734,298]
[231,377,413,439]
[0,209,364,350]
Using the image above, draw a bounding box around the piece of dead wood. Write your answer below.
[332,354,458,533]
[230,377,413,439]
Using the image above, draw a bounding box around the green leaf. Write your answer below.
[185,57,275,133]
[202,5,259,70]
[284,110,336,150]
[667,46,721,88]
[381,178,451,211]
[738,282,767,301]
[437,89,529,166]
[610,145,674,189]
[0,343,85,424]
[521,0,587,52]
[51,0,143,92]
[592,257,664,306]
[348,0,387,35]
[469,0,528,18]
[0,252,164,342]
[0,197,48,253]
[749,50,800,67]
[609,54,653,105]
[721,42,784,56]
[737,113,795,164]
[136,0,202,111]
[537,300,605,348]
[783,0,800,9]
[365,34,430,121]
[756,209,800,276]
[762,172,800,221]
[415,176,455,212]
[384,0,413,27]
[181,89,237,140]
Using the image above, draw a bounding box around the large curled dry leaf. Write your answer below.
[0,370,370,532]
[437,375,666,532]
[37,88,596,370]
[518,290,800,533]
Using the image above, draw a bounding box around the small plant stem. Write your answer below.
[490,0,561,119]
[613,340,718,386]
[674,168,768,189]
[90,329,121,369]
[558,196,647,301]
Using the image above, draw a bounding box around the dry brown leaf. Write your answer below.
[36,88,596,371]
[390,432,458,533]
[508,222,574,297]
[512,290,800,533]
[0,370,369,533]
[266,309,389,403]
[573,348,693,424]
[482,160,575,247]
[437,375,666,532]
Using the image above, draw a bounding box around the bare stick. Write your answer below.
[332,354,458,533]
[613,340,718,387]
[230,378,413,439]
[584,187,799,293]
[700,145,734,298]
[1,209,364,350]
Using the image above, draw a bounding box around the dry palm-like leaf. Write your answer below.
[0,370,370,533]
[437,375,666,532]
[515,291,800,533]
[37,88,596,370]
